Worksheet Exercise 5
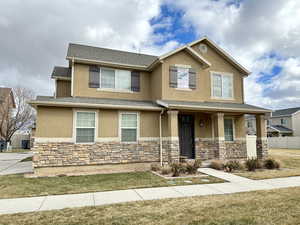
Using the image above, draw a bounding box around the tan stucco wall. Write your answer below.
[159,41,244,103]
[234,115,246,138]
[150,64,162,100]
[195,113,213,138]
[99,109,118,137]
[140,111,160,137]
[35,106,160,139]
[73,63,152,100]
[56,80,71,97]
[36,106,73,138]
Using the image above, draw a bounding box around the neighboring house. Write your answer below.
[10,130,31,149]
[246,107,300,137]
[268,107,300,137]
[29,37,270,176]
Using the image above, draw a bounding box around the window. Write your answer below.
[100,68,131,91]
[120,113,138,142]
[212,72,233,99]
[247,121,252,128]
[76,112,96,143]
[177,67,189,89]
[224,118,234,141]
[281,118,286,125]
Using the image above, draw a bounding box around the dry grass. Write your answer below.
[1,187,300,225]
[0,172,222,199]
[235,148,300,179]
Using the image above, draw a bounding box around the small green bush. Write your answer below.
[150,163,161,172]
[264,158,281,169]
[245,158,263,171]
[209,160,224,170]
[224,160,244,172]
[171,163,187,177]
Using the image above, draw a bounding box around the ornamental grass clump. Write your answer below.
[209,160,224,170]
[245,158,263,171]
[264,158,281,169]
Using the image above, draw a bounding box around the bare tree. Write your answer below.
[0,87,35,150]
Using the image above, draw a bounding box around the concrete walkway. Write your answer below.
[1,169,300,215]
[0,152,33,175]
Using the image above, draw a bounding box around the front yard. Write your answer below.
[235,148,300,179]
[0,171,222,199]
[1,187,300,225]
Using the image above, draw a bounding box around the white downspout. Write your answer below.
[159,109,165,166]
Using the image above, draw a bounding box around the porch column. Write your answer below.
[213,113,226,160]
[256,114,268,159]
[166,110,180,163]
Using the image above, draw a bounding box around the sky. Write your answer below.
[0,0,300,110]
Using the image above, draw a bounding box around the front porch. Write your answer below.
[162,109,268,163]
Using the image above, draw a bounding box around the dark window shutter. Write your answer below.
[89,65,100,88]
[131,71,140,92]
[189,68,196,89]
[169,66,178,88]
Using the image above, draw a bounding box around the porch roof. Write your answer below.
[268,125,293,133]
[157,100,271,114]
[28,96,163,111]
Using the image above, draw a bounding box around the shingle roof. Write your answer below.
[157,100,270,113]
[272,107,300,117]
[30,96,162,111]
[67,43,158,67]
[268,125,293,133]
[51,66,71,79]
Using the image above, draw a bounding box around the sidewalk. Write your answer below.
[1,169,300,215]
[0,152,33,175]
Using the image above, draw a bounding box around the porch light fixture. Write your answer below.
[199,120,205,127]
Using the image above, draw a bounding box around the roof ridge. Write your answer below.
[69,43,158,58]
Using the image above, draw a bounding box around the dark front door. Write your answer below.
[178,114,195,159]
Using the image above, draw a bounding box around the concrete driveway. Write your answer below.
[0,152,33,175]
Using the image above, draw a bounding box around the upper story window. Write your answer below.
[211,72,233,99]
[89,66,140,92]
[169,65,196,90]
[280,118,287,125]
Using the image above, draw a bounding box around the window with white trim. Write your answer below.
[280,118,287,125]
[224,118,234,141]
[100,68,131,91]
[120,113,138,142]
[177,67,189,89]
[212,72,233,99]
[76,112,96,143]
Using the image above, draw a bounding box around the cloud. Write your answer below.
[0,0,179,96]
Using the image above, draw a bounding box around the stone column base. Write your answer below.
[256,139,268,159]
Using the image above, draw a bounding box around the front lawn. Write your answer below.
[0,172,223,199]
[1,187,300,225]
[235,148,300,179]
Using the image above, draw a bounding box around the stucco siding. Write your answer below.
[140,111,160,137]
[271,116,292,129]
[160,45,244,103]
[99,109,118,137]
[36,106,73,138]
[73,63,152,100]
[150,64,162,100]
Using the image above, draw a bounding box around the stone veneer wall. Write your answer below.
[224,140,247,159]
[195,139,247,160]
[256,139,268,159]
[33,141,169,168]
[162,139,180,163]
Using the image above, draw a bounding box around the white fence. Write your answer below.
[246,135,257,158]
[268,137,300,149]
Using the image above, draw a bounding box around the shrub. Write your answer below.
[150,163,161,172]
[161,166,172,175]
[171,163,187,177]
[224,160,244,172]
[245,158,263,171]
[194,159,202,168]
[209,160,224,170]
[264,158,281,169]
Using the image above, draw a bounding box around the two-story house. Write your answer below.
[29,37,270,176]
